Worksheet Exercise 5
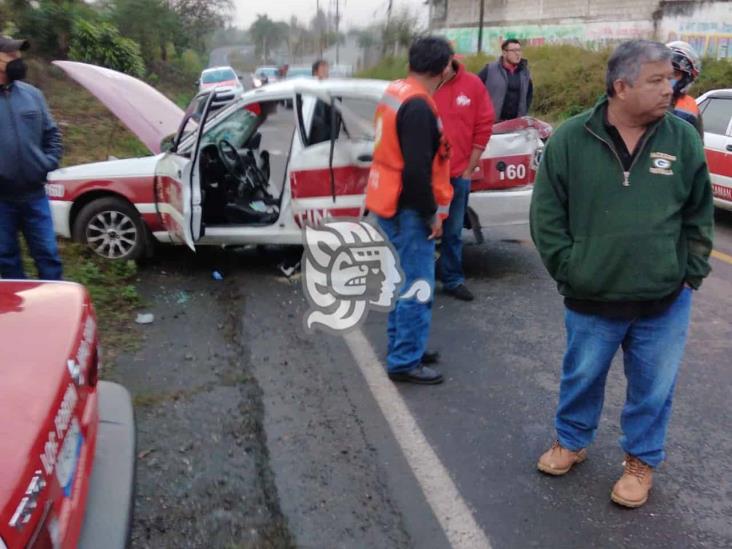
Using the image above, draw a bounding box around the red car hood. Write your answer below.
[0,281,87,505]
[53,60,184,154]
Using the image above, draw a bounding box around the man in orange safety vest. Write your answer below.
[366,36,454,385]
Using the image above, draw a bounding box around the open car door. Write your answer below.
[287,90,376,226]
[153,91,217,249]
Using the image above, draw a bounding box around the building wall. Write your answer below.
[432,0,732,58]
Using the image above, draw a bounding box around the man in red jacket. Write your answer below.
[434,55,495,301]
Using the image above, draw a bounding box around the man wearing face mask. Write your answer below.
[0,35,63,280]
[666,41,703,137]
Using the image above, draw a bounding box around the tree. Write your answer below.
[69,19,145,76]
[108,0,179,64]
[249,14,286,63]
[170,0,232,53]
[382,8,420,57]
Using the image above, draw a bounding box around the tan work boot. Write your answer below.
[611,455,654,508]
[537,440,588,476]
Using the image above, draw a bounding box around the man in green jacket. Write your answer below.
[530,40,713,508]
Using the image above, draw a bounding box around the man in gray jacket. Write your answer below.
[478,39,533,122]
[0,35,63,280]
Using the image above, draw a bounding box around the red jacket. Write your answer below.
[434,61,495,178]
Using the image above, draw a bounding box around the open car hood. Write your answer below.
[53,60,185,154]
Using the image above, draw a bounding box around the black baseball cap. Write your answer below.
[0,35,30,53]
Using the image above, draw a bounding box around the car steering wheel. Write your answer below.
[217,139,245,179]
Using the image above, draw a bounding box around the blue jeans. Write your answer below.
[555,288,692,467]
[0,196,62,280]
[438,177,470,290]
[378,209,435,373]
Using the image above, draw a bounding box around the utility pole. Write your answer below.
[317,0,323,57]
[477,0,485,54]
[387,0,393,22]
[335,0,340,65]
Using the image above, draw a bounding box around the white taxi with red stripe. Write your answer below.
[697,89,732,211]
[46,61,548,260]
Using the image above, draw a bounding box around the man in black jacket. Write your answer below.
[478,39,533,122]
[0,35,63,280]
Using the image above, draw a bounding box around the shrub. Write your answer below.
[695,57,732,97]
[358,44,731,123]
[174,48,204,81]
[69,19,145,77]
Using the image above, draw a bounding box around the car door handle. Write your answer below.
[357,154,373,162]
[726,144,732,152]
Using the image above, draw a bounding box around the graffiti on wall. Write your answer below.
[664,20,732,59]
[440,21,652,56]
[439,2,732,59]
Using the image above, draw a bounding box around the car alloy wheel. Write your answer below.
[73,196,148,260]
[85,210,139,259]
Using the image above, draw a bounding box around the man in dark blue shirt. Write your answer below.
[0,35,63,280]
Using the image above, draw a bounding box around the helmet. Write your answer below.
[666,41,701,95]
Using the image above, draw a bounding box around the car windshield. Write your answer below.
[200,106,260,149]
[256,67,278,77]
[202,69,236,84]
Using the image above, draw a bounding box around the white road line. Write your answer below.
[344,329,492,549]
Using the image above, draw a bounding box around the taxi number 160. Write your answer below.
[499,164,526,180]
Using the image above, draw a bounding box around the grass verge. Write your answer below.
[23,241,142,366]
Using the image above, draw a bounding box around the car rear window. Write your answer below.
[202,69,236,84]
[700,98,732,136]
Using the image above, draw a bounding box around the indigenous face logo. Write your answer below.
[301,220,430,334]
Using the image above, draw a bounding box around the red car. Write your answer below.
[0,281,134,549]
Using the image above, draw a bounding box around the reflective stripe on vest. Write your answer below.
[366,78,453,220]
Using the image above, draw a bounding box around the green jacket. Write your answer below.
[530,97,714,302]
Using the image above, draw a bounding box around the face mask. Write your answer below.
[5,58,27,82]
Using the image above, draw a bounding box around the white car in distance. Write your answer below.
[198,66,244,104]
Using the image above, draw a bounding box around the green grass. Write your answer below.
[22,241,141,362]
[357,44,732,124]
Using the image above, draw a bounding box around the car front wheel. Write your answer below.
[73,197,147,260]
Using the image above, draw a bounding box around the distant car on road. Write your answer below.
[697,89,732,210]
[0,280,135,549]
[253,66,280,88]
[198,66,244,105]
[285,66,313,80]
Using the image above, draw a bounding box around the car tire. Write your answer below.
[73,197,148,260]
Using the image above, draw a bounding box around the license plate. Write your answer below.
[55,419,82,498]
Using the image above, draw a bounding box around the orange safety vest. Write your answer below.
[366,77,453,220]
[673,94,700,118]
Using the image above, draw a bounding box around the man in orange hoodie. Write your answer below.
[434,55,495,301]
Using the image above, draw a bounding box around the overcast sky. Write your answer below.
[233,0,428,31]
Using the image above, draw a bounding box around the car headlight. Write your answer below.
[253,77,262,87]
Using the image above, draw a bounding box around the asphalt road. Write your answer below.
[121,212,732,549]
[120,112,732,546]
